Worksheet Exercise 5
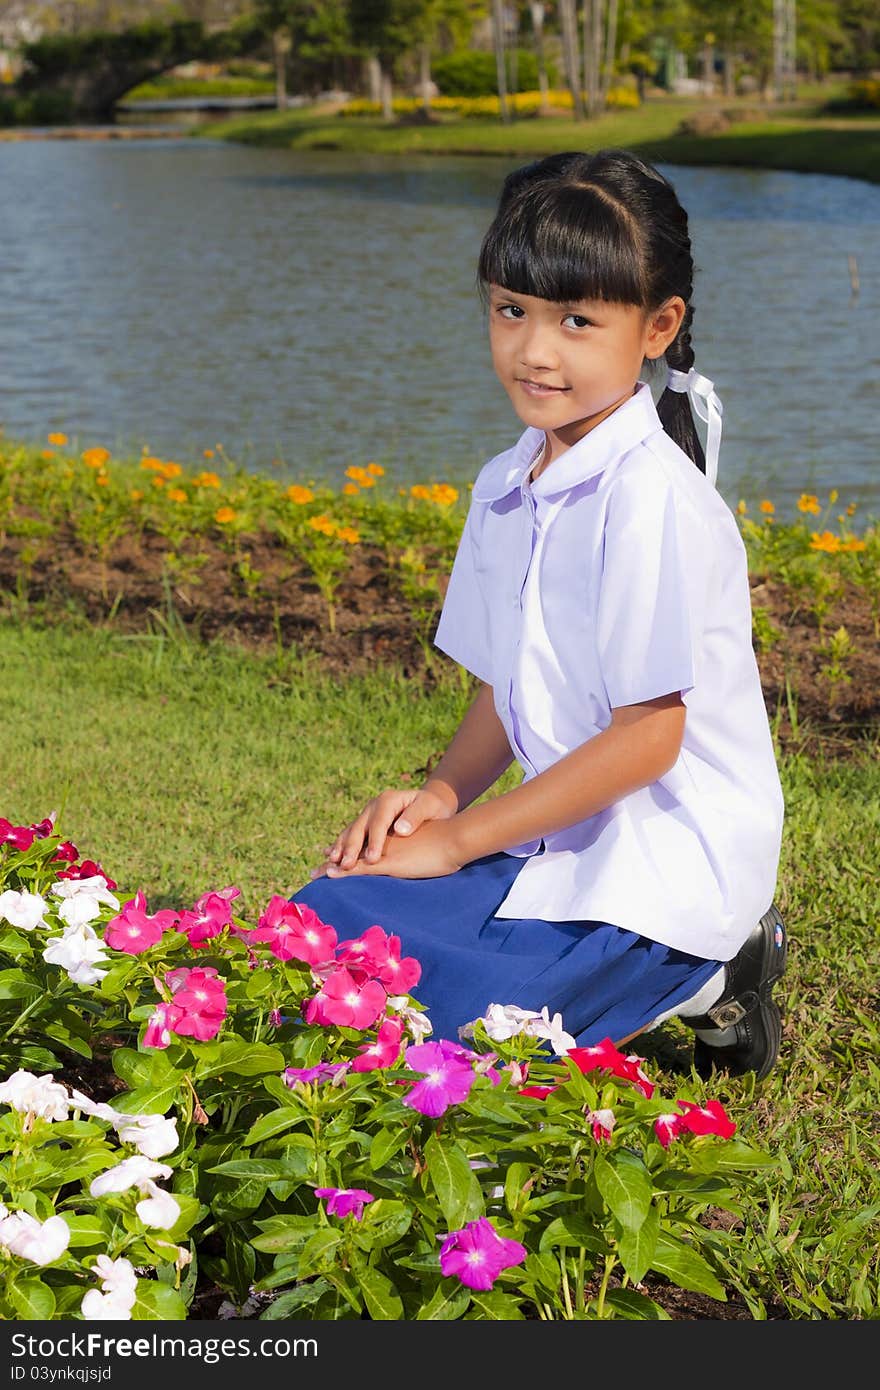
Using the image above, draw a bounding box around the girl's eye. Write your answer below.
[564,314,592,329]
[497,305,524,319]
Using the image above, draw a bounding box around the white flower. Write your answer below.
[135,1180,181,1230]
[0,1070,70,1121]
[0,889,51,932]
[43,923,110,986]
[51,875,119,929]
[0,1211,70,1265]
[80,1258,138,1321]
[387,996,433,1041]
[81,1288,133,1320]
[90,1156,172,1197]
[462,1003,543,1042]
[68,1088,119,1123]
[527,1007,577,1055]
[115,1112,179,1160]
[92,1253,137,1298]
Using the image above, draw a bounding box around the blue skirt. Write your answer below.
[289,851,723,1050]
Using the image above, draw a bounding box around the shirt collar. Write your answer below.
[471,380,663,502]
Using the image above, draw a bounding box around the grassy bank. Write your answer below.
[3,618,879,1316]
[196,91,880,185]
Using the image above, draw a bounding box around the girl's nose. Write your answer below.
[519,326,560,371]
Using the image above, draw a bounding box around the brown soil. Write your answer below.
[2,523,878,760]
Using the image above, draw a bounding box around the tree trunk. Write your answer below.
[273,28,292,113]
[558,0,584,119]
[529,2,550,112]
[583,0,604,116]
[419,41,432,115]
[491,0,511,123]
[365,53,382,104]
[722,46,735,97]
[600,0,618,107]
[381,63,393,121]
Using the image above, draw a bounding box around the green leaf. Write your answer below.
[603,1287,671,1320]
[111,1082,181,1114]
[0,969,41,1002]
[243,1108,303,1145]
[538,1213,606,1254]
[467,1290,526,1320]
[63,1213,108,1247]
[9,1279,56,1320]
[415,1281,471,1320]
[130,1280,187,1320]
[594,1150,653,1233]
[358,1265,403,1320]
[207,1159,290,1181]
[369,1126,408,1171]
[251,1216,316,1254]
[425,1132,483,1229]
[260,1279,332,1318]
[113,1047,177,1089]
[297,1229,342,1278]
[617,1203,659,1284]
[649,1232,727,1300]
[352,1200,412,1252]
[504,1162,532,1218]
[195,1040,284,1078]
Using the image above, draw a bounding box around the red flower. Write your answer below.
[0,819,35,852]
[567,1038,654,1098]
[51,841,79,864]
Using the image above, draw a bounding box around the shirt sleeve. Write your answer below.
[432,500,494,685]
[595,465,713,709]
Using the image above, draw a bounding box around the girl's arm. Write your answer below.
[449,693,686,865]
[422,682,516,814]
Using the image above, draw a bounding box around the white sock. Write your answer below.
[645,966,727,1031]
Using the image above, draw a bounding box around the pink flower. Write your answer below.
[284,1062,348,1087]
[0,819,36,852]
[567,1038,655,1098]
[337,925,421,993]
[143,1003,183,1050]
[653,1113,684,1148]
[176,886,240,948]
[587,1107,616,1142]
[302,965,386,1030]
[250,897,338,964]
[314,1187,375,1221]
[165,967,227,1041]
[351,1016,405,1072]
[29,817,55,840]
[439,1217,527,1290]
[401,1041,475,1117]
[104,892,177,955]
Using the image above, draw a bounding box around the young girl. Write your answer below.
[292,149,787,1080]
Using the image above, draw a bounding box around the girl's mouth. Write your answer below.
[518,380,569,397]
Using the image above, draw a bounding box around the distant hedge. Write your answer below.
[432,48,560,97]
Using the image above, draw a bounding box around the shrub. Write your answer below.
[432,48,560,97]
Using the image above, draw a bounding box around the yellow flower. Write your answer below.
[345,466,369,483]
[759,500,775,515]
[140,456,165,472]
[309,514,336,536]
[168,487,187,503]
[398,487,407,496]
[215,506,237,524]
[809,531,841,553]
[337,525,360,544]
[48,432,68,446]
[160,461,183,479]
[82,446,110,469]
[194,471,221,489]
[430,483,459,507]
[840,537,866,552]
[342,482,360,495]
[736,499,747,515]
[130,488,144,501]
[96,473,109,487]
[410,485,431,501]
[797,493,821,514]
[366,462,385,476]
[846,502,857,516]
[287,484,315,505]
[829,489,838,504]
[152,476,166,489]
[203,448,215,459]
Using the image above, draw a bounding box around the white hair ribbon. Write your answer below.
[665,366,723,488]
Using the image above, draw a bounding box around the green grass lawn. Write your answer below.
[196,91,880,185]
[3,616,878,1314]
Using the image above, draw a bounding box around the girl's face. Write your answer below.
[487,284,684,449]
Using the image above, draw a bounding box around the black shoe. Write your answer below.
[688,903,787,1082]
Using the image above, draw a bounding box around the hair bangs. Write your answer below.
[477,182,646,309]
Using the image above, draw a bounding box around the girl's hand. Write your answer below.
[311,818,464,882]
[311,786,456,878]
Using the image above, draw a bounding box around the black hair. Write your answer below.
[476,149,706,475]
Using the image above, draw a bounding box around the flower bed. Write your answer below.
[0,813,777,1321]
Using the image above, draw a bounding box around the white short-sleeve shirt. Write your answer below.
[433,381,784,962]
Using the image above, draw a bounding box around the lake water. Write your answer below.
[2,138,878,518]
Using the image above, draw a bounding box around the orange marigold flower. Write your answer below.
[366,463,385,476]
[287,484,315,505]
[96,474,109,487]
[140,456,165,472]
[161,461,183,479]
[342,482,360,495]
[840,537,866,552]
[152,477,166,489]
[846,502,857,516]
[168,487,187,503]
[398,487,407,496]
[215,506,237,524]
[41,449,55,459]
[130,489,144,501]
[308,514,336,536]
[410,485,431,501]
[194,471,221,488]
[337,525,360,544]
[797,493,821,514]
[809,530,841,553]
[48,432,67,446]
[203,448,215,459]
[430,483,459,506]
[345,466,369,482]
[759,500,775,514]
[82,446,110,469]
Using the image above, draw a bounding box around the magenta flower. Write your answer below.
[104,891,178,955]
[176,886,240,948]
[351,1016,405,1073]
[29,817,55,839]
[284,1062,348,1087]
[56,859,117,890]
[439,1217,527,1290]
[314,1187,375,1221]
[51,841,79,864]
[0,819,36,852]
[250,896,338,964]
[165,966,227,1041]
[401,1041,476,1117]
[337,925,421,993]
[302,965,386,1030]
[143,1002,183,1050]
